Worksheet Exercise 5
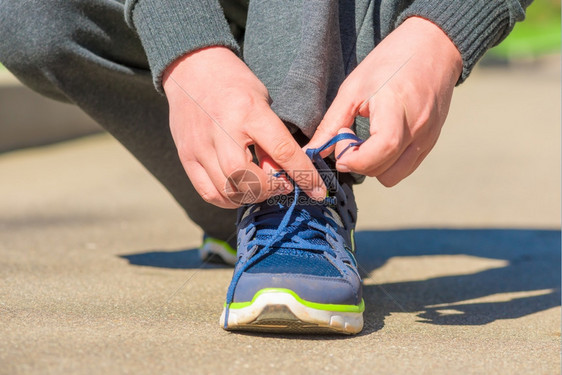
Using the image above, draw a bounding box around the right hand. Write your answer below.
[163,46,326,208]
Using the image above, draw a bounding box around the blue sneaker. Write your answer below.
[220,133,365,334]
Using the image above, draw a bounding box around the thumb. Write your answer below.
[305,89,358,157]
[334,128,361,163]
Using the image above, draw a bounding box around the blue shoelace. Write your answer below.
[223,133,364,328]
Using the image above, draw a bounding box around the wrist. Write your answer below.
[163,45,269,109]
[401,16,463,83]
[125,0,239,93]
[163,46,238,93]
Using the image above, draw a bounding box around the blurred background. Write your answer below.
[485,0,560,62]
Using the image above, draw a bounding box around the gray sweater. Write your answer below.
[125,0,532,93]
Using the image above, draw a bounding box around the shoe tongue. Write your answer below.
[253,193,330,247]
[257,193,319,223]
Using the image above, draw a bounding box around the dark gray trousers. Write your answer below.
[0,0,384,244]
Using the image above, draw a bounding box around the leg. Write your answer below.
[242,0,404,143]
[242,0,399,184]
[0,0,237,244]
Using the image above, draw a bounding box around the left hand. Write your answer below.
[306,17,462,187]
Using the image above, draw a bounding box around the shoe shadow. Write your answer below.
[119,228,561,337]
[356,229,561,335]
[120,248,229,269]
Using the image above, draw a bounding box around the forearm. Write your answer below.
[396,0,534,83]
[124,0,239,92]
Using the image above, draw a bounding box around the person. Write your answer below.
[0,0,532,334]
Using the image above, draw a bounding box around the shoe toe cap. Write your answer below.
[233,272,362,306]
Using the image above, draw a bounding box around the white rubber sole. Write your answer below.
[220,290,364,335]
[199,238,237,265]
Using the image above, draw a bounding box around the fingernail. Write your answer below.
[337,164,351,173]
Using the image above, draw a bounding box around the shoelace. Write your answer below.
[223,133,364,328]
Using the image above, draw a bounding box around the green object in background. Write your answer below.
[488,0,561,59]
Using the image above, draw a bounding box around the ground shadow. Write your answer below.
[120,228,561,335]
[356,229,560,334]
[120,247,227,269]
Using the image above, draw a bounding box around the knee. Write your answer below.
[0,1,81,98]
[1,1,74,65]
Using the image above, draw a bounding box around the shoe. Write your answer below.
[199,235,237,266]
[220,133,365,334]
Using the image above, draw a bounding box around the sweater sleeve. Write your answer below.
[125,0,240,93]
[396,0,533,83]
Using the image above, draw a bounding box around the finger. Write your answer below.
[376,142,423,187]
[377,128,439,186]
[213,134,273,205]
[403,138,437,178]
[196,154,240,204]
[305,85,360,158]
[250,110,326,200]
[194,142,261,206]
[333,128,361,164]
[336,89,409,176]
[255,145,293,196]
[410,140,436,172]
[377,127,439,186]
[182,160,239,209]
[224,163,273,204]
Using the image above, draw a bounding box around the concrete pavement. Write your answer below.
[0,57,560,374]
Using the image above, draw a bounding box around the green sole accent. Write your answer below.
[226,288,365,313]
[203,237,236,256]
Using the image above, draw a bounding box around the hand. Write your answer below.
[163,46,326,208]
[306,17,462,187]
